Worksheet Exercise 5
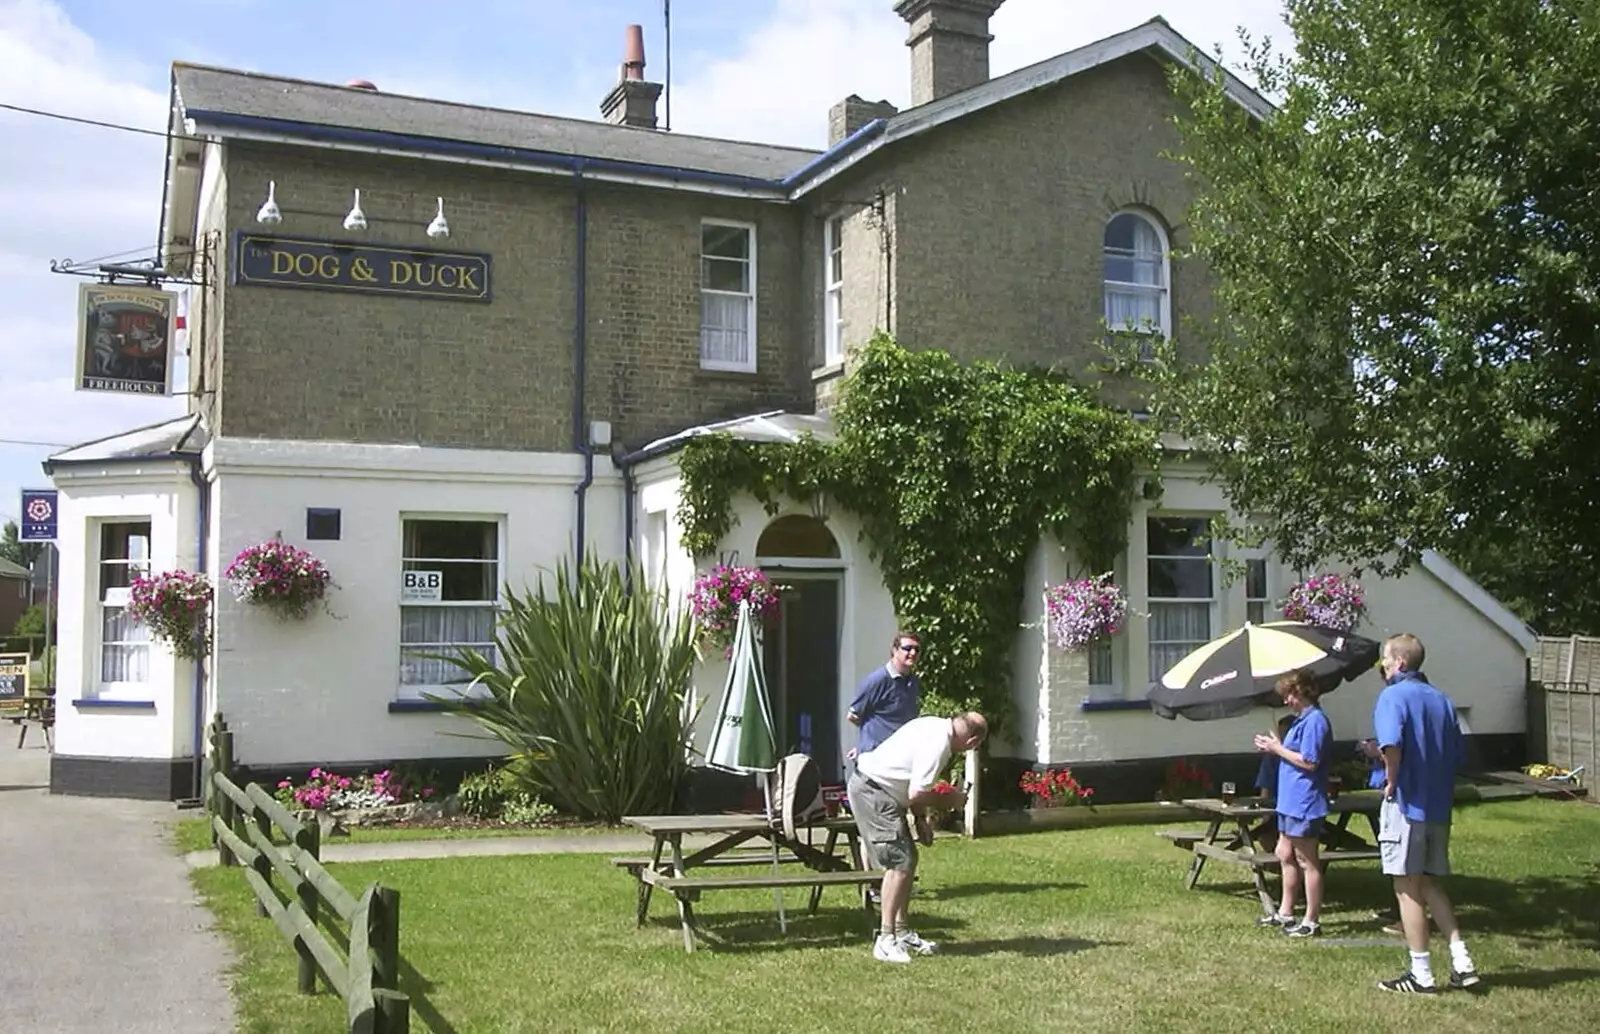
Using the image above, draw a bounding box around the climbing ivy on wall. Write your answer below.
[676,334,1159,728]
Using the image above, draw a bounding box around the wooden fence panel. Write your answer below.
[203,715,410,1032]
[1531,680,1597,778]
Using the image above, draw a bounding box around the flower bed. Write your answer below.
[128,569,213,659]
[1043,573,1128,651]
[1019,766,1096,808]
[225,539,332,620]
[687,563,781,651]
[1281,572,1367,632]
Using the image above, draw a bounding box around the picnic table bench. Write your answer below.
[0,693,54,750]
[1163,795,1384,913]
[619,813,877,952]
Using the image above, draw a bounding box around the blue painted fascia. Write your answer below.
[182,109,892,201]
[185,108,785,193]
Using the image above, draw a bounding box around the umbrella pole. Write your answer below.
[762,775,788,933]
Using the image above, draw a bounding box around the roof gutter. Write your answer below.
[183,109,794,200]
[42,451,203,475]
[181,108,893,204]
[779,117,889,192]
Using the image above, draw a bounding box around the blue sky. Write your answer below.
[0,0,1290,528]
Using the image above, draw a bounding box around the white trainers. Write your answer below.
[872,933,912,964]
[897,930,939,955]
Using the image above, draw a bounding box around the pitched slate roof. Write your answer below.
[0,557,29,580]
[173,64,822,183]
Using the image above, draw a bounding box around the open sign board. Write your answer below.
[0,653,29,699]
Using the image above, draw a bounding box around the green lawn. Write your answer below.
[173,816,621,855]
[193,797,1600,1034]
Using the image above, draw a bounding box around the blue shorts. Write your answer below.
[1278,814,1325,840]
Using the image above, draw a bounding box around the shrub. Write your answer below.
[1161,758,1214,800]
[457,766,517,819]
[501,795,557,826]
[433,555,700,822]
[274,767,437,811]
[1019,767,1096,808]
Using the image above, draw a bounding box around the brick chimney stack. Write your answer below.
[601,24,664,129]
[827,95,899,146]
[893,0,1007,107]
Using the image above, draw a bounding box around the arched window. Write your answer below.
[755,515,840,560]
[1103,210,1171,339]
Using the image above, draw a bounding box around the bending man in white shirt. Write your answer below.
[849,711,988,963]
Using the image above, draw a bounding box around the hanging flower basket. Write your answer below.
[687,564,781,651]
[224,539,332,620]
[128,570,213,660]
[1043,572,1128,651]
[1282,572,1367,632]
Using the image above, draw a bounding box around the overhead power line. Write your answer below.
[0,101,189,141]
[0,437,70,448]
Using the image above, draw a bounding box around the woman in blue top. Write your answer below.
[1252,669,1333,938]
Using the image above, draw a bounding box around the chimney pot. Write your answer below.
[894,0,1007,106]
[602,24,663,129]
[624,24,646,80]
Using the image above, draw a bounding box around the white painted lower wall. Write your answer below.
[51,462,202,761]
[206,437,625,768]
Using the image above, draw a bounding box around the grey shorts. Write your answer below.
[1377,797,1451,877]
[847,772,917,874]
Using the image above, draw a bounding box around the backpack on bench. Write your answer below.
[766,752,829,842]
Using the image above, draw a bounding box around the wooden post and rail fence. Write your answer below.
[206,714,411,1034]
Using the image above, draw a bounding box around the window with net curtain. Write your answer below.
[400,519,499,696]
[100,521,151,686]
[701,220,756,372]
[1103,211,1169,342]
[1147,516,1214,682]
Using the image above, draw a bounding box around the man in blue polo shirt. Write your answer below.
[1373,633,1481,995]
[847,631,923,760]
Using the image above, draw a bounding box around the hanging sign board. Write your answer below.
[75,284,177,396]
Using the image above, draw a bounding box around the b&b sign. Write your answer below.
[0,654,29,699]
[401,570,443,602]
[234,233,492,303]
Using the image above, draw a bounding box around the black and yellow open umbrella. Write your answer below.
[1146,621,1380,721]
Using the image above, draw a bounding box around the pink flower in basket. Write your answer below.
[1282,572,1367,632]
[224,539,332,621]
[687,564,781,651]
[1043,572,1128,651]
[128,570,213,660]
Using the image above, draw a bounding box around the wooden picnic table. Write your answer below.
[617,813,880,952]
[1156,794,1384,913]
[0,693,54,750]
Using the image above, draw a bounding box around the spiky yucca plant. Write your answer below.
[429,556,700,821]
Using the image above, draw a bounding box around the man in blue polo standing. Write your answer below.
[1373,632,1481,994]
[847,631,923,762]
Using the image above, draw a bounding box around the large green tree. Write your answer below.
[0,521,42,569]
[1149,0,1600,634]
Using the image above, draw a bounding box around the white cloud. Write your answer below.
[665,0,1290,147]
[0,0,186,517]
